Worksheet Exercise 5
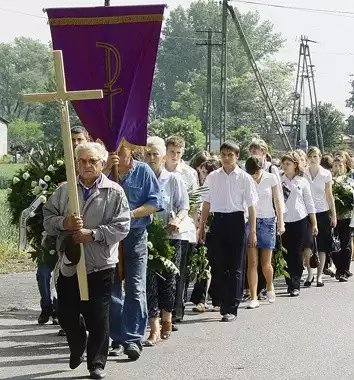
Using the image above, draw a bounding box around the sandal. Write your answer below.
[161,321,172,340]
[144,332,160,347]
[192,303,205,313]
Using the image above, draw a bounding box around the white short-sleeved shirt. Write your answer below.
[281,174,316,223]
[165,161,199,191]
[304,166,332,213]
[202,166,258,213]
[253,170,278,218]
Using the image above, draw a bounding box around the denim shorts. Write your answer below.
[246,217,276,249]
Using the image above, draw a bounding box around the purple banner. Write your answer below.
[47,5,164,151]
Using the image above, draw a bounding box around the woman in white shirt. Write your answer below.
[304,147,337,287]
[281,152,318,297]
[245,156,285,309]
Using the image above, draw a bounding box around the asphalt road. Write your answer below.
[0,271,354,380]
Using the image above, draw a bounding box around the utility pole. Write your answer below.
[220,0,228,147]
[104,0,110,5]
[291,35,324,152]
[196,30,221,151]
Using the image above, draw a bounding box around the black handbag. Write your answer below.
[330,228,341,254]
[310,237,320,268]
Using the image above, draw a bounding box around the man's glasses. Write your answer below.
[78,158,102,166]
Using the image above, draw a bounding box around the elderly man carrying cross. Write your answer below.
[43,142,130,379]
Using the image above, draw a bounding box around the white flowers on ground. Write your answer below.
[22,172,30,180]
[147,241,153,249]
[12,177,20,184]
[56,160,64,166]
[44,175,51,182]
[31,181,37,188]
[148,254,154,260]
[39,195,47,203]
[47,165,55,172]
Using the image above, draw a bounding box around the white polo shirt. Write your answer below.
[253,170,278,218]
[304,166,332,213]
[202,166,258,213]
[281,174,316,222]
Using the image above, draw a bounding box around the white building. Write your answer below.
[0,117,8,156]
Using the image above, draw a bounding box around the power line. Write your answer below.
[0,7,46,19]
[233,0,354,18]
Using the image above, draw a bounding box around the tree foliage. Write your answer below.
[148,115,205,159]
[8,119,44,153]
[0,38,52,122]
[227,126,259,160]
[307,103,346,150]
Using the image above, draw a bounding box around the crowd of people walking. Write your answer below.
[37,127,354,379]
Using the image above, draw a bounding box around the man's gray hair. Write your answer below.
[75,142,108,163]
[147,136,166,156]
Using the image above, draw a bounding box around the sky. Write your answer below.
[1,0,354,116]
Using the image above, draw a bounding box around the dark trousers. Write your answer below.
[147,240,182,317]
[332,219,352,276]
[36,263,57,314]
[210,212,246,315]
[173,240,189,321]
[57,268,114,370]
[283,218,308,291]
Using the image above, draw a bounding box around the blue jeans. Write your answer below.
[109,228,148,349]
[36,263,57,313]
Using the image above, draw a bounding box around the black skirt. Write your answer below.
[315,211,331,253]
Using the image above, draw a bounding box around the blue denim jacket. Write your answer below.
[120,160,163,228]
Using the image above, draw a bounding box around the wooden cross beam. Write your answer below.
[23,50,104,301]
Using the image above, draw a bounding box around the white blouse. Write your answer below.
[281,174,316,223]
[253,170,278,219]
[304,166,332,213]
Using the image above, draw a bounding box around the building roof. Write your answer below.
[0,116,9,125]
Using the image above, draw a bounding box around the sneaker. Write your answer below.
[339,275,348,283]
[247,299,260,309]
[266,290,276,303]
[125,343,141,361]
[109,344,124,357]
[221,313,237,322]
[38,309,51,325]
[290,289,300,297]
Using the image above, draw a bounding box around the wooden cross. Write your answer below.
[23,50,103,301]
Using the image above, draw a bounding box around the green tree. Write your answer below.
[346,115,354,136]
[0,38,52,122]
[227,126,259,160]
[148,115,205,159]
[8,118,44,153]
[307,103,346,150]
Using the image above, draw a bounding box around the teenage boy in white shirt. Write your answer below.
[199,141,258,322]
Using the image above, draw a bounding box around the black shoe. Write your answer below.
[125,343,141,361]
[339,275,348,283]
[323,268,335,277]
[109,344,124,357]
[304,276,314,287]
[89,368,106,379]
[172,324,178,332]
[69,355,84,369]
[57,329,66,336]
[290,289,300,297]
[38,309,51,325]
[221,313,237,322]
[317,281,324,287]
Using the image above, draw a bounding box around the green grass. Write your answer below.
[0,189,35,274]
[0,163,25,189]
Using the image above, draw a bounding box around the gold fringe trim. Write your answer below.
[49,14,163,26]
